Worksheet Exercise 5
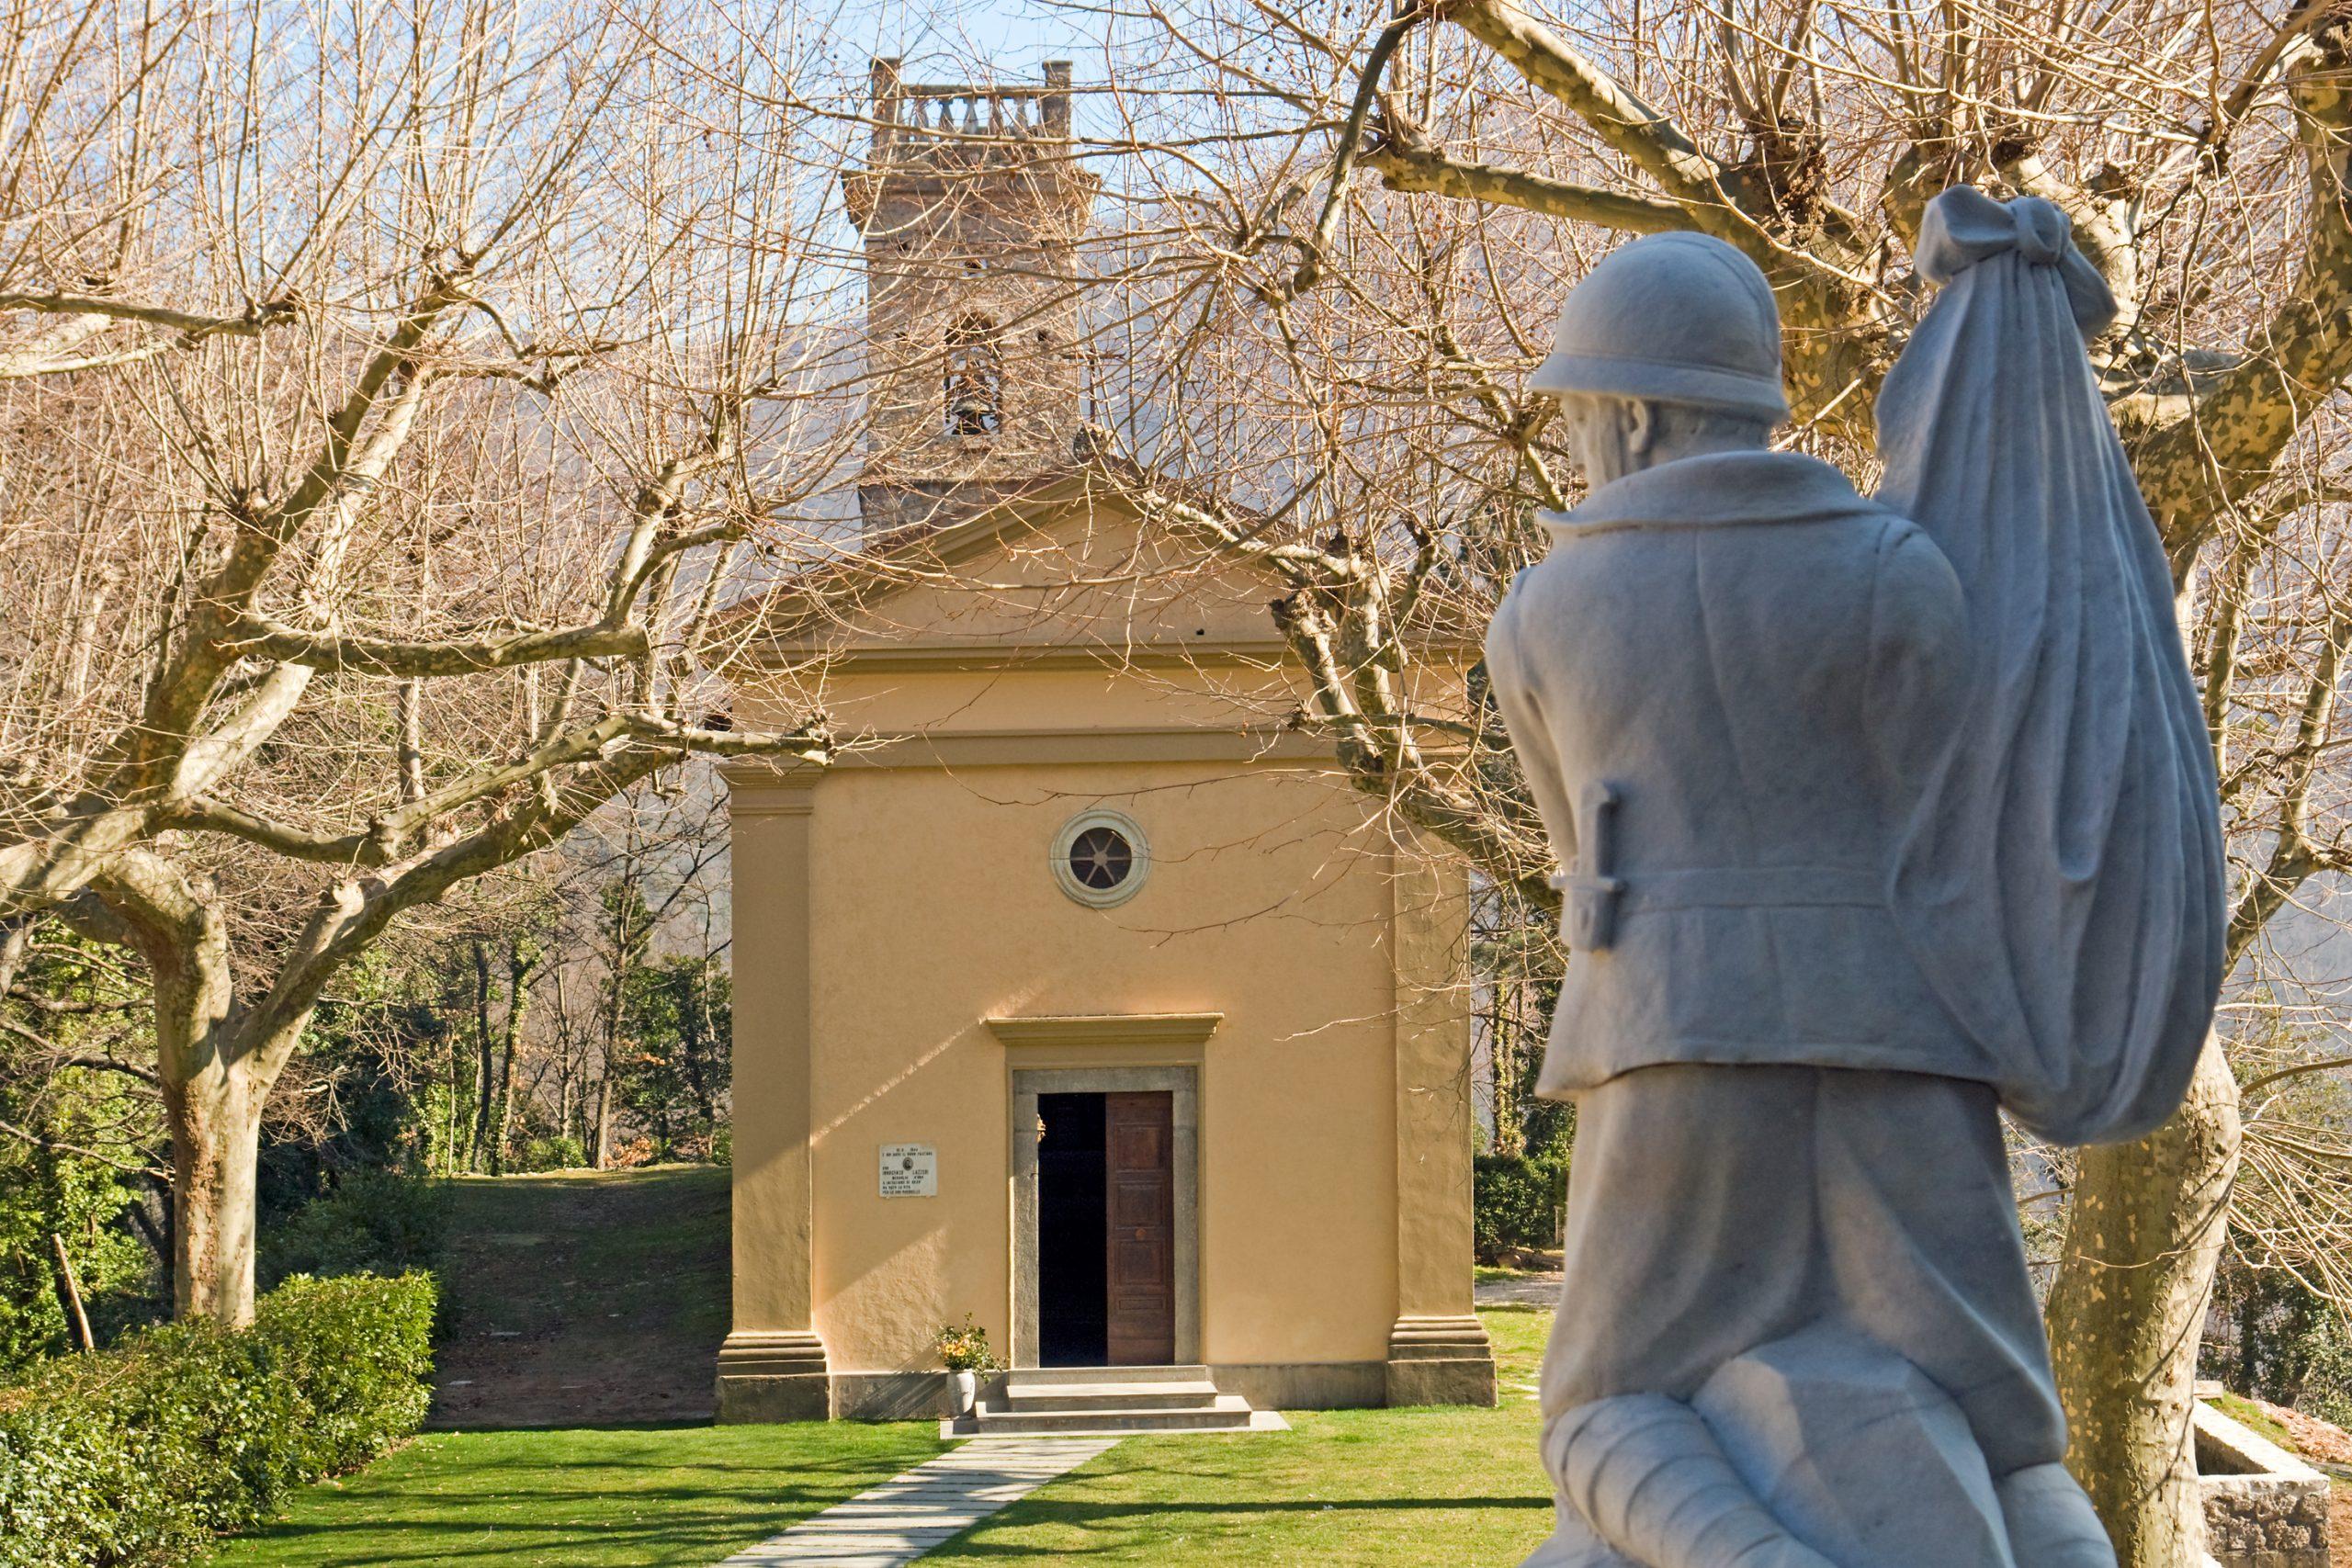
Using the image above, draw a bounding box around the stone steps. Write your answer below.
[1001,1379,1222,1413]
[944,1366,1285,1438]
[969,1394,1258,1435]
[1004,1363,1210,1384]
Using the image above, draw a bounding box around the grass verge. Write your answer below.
[202,1421,943,1568]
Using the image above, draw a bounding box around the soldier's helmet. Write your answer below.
[1529,231,1790,424]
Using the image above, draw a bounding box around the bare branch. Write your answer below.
[1364,130,1691,234]
[224,614,648,677]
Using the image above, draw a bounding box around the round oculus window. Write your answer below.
[1051,810,1148,908]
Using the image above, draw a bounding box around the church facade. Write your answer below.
[713,61,1495,1422]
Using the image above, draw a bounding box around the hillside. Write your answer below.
[428,1165,730,1429]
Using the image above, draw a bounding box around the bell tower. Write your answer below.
[845,59,1100,534]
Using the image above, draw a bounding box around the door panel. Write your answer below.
[1103,1090,1176,1364]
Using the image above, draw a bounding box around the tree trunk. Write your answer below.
[2046,1034,2241,1567]
[49,1232,94,1350]
[1493,982,1524,1156]
[470,939,495,1174]
[440,1033,465,1175]
[551,965,577,1149]
[683,959,718,1139]
[489,947,531,1176]
[592,1068,613,1168]
[160,1064,264,1325]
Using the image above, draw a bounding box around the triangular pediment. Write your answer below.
[723,470,1291,672]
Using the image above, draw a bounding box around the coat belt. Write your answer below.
[1549,865,1885,914]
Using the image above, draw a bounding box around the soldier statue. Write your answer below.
[1487,192,2223,1567]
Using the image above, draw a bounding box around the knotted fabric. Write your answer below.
[1915,186,2117,333]
[1875,186,2224,1145]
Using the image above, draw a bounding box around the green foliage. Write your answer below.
[934,1314,1000,1371]
[0,1272,436,1568]
[514,1134,587,1172]
[614,953,730,1161]
[0,1077,153,1371]
[1474,1152,1566,1265]
[0,927,161,1371]
[2292,1324,2352,1430]
[260,1170,447,1292]
[258,951,435,1224]
[2201,1252,2352,1428]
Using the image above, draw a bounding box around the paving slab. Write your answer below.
[714,1437,1118,1566]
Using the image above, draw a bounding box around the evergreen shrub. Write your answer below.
[260,1170,446,1292]
[1474,1151,1566,1264]
[0,1271,435,1567]
[514,1134,588,1172]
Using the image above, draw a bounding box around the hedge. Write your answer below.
[259,1170,447,1318]
[0,1271,436,1568]
[1475,1151,1566,1264]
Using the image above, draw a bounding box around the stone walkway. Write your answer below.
[714,1437,1119,1565]
[1475,1270,1562,1306]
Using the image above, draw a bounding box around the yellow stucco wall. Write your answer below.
[788,755,1400,1375]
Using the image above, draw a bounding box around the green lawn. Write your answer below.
[204,1421,944,1568]
[206,1306,1555,1567]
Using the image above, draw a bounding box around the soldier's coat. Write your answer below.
[1486,448,1990,1097]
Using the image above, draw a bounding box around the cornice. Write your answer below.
[736,637,1297,674]
[984,1012,1225,1050]
[718,762,820,813]
[851,727,1331,768]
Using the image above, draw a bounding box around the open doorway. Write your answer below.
[1014,1066,1194,1369]
[1035,1089,1178,1366]
[1037,1092,1107,1365]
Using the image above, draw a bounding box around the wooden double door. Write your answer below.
[1102,1090,1176,1365]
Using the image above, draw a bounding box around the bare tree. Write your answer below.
[0,0,856,1325]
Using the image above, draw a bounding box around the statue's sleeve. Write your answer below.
[1484,579,1579,881]
[1864,524,1970,806]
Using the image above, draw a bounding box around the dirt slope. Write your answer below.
[426,1165,729,1429]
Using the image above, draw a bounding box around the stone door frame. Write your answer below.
[1010,1065,1200,1368]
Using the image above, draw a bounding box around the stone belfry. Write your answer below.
[844,58,1100,534]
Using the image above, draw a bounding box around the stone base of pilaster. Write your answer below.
[716,1329,832,1423]
[1385,1314,1498,1408]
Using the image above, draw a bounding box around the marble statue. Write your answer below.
[1484,191,2226,1567]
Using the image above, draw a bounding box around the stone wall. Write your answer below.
[2198,1399,2331,1567]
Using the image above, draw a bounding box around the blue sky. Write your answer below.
[812,0,1110,92]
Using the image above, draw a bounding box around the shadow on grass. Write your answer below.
[220,1512,827,1568]
[419,1418,716,1436]
[925,1494,1553,1561]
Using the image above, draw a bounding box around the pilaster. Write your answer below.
[1388,839,1496,1407]
[717,767,831,1421]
